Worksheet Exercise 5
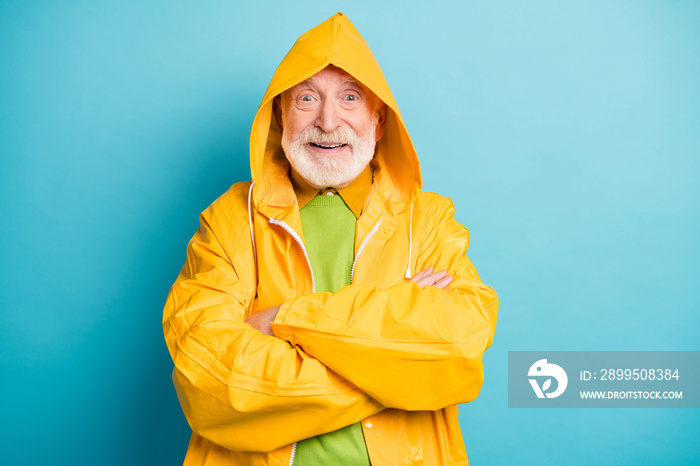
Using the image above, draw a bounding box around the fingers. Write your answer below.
[409,267,452,289]
[433,274,453,290]
[244,305,281,336]
[409,266,433,283]
[410,268,441,288]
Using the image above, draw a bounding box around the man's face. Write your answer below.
[279,66,385,189]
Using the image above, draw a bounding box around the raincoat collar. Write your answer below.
[291,165,372,219]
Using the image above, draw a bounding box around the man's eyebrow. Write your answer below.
[296,77,313,87]
[340,76,363,87]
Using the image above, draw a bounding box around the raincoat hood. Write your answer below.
[250,12,421,213]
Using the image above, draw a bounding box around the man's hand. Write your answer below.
[244,305,281,336]
[409,266,453,290]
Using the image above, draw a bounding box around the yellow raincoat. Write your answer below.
[163,13,498,465]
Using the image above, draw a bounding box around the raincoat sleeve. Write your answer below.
[271,195,498,411]
[163,184,384,453]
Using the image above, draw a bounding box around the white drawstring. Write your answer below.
[247,182,257,269]
[404,202,413,279]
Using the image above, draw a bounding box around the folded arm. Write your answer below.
[270,197,499,411]
[247,267,452,335]
[163,198,384,453]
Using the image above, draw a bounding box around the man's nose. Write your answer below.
[315,99,342,133]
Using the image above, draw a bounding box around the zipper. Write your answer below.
[276,217,380,465]
[269,218,316,293]
[350,218,382,283]
[268,218,305,466]
[289,441,297,465]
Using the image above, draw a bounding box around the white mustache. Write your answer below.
[298,126,358,146]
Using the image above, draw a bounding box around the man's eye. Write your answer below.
[300,95,313,102]
[344,95,358,101]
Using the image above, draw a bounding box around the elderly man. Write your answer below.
[163,13,498,466]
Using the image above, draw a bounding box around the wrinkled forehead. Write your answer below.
[310,65,360,86]
[288,65,363,93]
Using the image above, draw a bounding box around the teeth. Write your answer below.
[311,143,345,149]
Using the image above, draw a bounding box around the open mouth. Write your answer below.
[309,143,347,150]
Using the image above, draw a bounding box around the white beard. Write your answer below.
[281,121,377,189]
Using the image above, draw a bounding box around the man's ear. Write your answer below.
[272,95,283,133]
[375,103,387,142]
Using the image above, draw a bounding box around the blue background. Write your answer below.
[1,1,698,464]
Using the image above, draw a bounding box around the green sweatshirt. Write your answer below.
[293,193,371,466]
